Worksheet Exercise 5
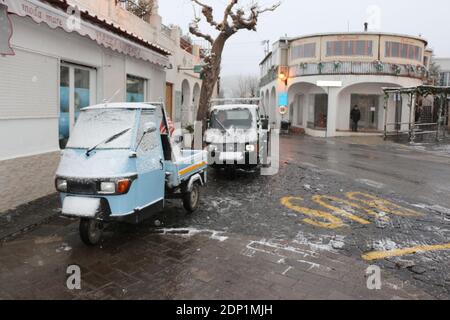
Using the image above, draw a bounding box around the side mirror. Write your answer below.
[144,122,157,134]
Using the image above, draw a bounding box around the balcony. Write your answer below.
[289,61,428,80]
[259,66,278,87]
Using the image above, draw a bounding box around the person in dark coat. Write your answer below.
[350,105,361,132]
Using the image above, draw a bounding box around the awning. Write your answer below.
[4,0,171,67]
[0,0,14,55]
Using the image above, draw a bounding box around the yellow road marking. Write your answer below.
[280,196,344,229]
[362,243,450,261]
[346,192,422,217]
[312,195,371,225]
[179,162,207,176]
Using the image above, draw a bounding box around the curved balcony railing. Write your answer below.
[289,61,428,80]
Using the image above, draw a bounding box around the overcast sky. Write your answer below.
[159,0,450,77]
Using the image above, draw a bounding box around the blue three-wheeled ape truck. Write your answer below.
[55,102,207,245]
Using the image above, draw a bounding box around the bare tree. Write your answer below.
[234,75,260,98]
[428,59,441,86]
[189,0,280,126]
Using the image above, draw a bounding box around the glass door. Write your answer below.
[350,94,380,130]
[59,63,96,149]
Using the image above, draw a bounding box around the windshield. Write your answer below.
[210,108,254,130]
[67,109,136,149]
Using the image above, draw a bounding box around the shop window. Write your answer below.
[59,63,96,149]
[74,69,90,121]
[59,66,70,149]
[127,75,146,103]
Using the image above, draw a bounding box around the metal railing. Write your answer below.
[384,121,447,142]
[161,24,172,38]
[259,67,278,87]
[289,61,428,79]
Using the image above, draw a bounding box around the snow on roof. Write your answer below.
[82,103,159,111]
[211,104,260,111]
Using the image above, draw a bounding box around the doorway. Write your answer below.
[350,94,380,130]
[314,94,328,129]
[59,63,96,149]
[165,82,173,118]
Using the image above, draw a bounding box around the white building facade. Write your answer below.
[434,58,450,87]
[0,0,205,212]
[259,32,432,138]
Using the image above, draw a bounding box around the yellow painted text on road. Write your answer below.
[346,192,422,217]
[280,191,424,229]
[281,196,344,229]
[312,195,371,225]
[362,243,450,261]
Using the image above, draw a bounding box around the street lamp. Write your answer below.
[278,69,288,86]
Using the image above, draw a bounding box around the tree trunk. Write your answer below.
[196,33,228,126]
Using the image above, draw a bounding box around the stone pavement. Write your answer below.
[0,194,59,241]
[0,215,434,300]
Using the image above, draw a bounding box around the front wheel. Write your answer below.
[183,183,200,213]
[79,219,104,246]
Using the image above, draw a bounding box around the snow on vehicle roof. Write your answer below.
[211,104,259,112]
[82,102,160,111]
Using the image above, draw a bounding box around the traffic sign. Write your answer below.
[194,65,204,74]
[278,93,288,106]
[279,106,288,115]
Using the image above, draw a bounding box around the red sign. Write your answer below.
[0,2,14,56]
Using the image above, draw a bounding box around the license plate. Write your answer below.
[219,152,244,162]
[62,196,101,218]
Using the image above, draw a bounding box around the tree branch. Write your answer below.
[189,22,215,44]
[222,0,238,28]
[192,0,220,30]
[230,2,281,31]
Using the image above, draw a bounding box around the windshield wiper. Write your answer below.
[214,118,233,135]
[86,128,131,156]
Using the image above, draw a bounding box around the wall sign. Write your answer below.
[278,93,288,107]
[0,2,14,56]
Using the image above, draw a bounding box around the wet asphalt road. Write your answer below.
[0,135,449,299]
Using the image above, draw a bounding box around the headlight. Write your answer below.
[99,179,131,195]
[99,182,116,194]
[207,144,217,152]
[55,178,67,192]
[246,144,256,152]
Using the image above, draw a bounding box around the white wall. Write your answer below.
[0,118,59,160]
